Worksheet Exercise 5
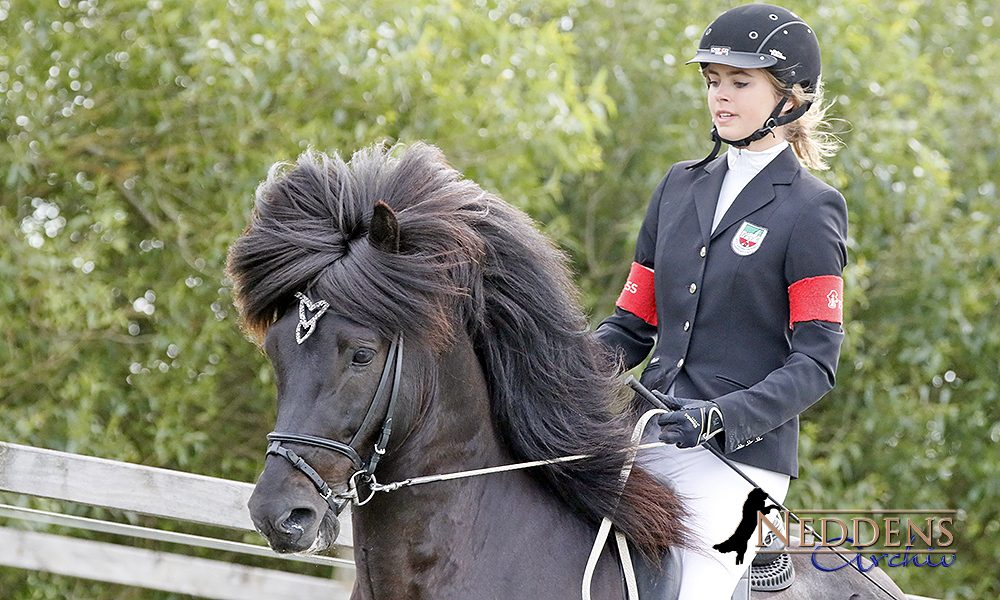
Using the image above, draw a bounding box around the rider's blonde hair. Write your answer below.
[763,70,839,171]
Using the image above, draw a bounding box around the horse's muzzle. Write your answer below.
[248,462,343,554]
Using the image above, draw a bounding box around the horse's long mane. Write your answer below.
[227,143,687,557]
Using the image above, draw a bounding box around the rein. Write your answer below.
[367,442,668,494]
[261,317,664,509]
[258,309,653,598]
[583,407,667,600]
[267,349,669,504]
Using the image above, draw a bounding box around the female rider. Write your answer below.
[596,5,847,599]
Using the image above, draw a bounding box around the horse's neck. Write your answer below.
[384,334,510,476]
[350,338,623,600]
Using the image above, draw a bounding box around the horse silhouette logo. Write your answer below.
[713,487,780,565]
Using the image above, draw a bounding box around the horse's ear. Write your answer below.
[369,200,400,254]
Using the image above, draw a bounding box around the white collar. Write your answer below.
[711,141,790,234]
[726,141,789,174]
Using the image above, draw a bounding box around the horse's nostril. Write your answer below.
[279,507,315,534]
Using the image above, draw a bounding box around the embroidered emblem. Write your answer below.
[710,46,731,56]
[769,48,787,60]
[294,292,329,344]
[826,289,841,310]
[731,222,768,256]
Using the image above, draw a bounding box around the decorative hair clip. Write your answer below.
[294,292,329,344]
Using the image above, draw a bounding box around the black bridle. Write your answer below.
[265,333,404,513]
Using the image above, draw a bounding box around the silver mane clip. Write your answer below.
[294,292,329,344]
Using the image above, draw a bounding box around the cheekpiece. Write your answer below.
[294,292,329,344]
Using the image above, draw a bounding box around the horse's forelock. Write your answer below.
[228,143,486,348]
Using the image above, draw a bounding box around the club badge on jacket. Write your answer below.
[731,221,768,256]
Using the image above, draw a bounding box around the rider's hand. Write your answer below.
[656,395,724,448]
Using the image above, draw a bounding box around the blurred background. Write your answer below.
[2,0,997,597]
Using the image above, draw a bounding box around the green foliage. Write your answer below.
[0,0,608,466]
[2,0,997,598]
[791,2,1000,596]
[1,0,608,596]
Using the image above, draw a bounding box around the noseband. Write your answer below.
[265,332,404,513]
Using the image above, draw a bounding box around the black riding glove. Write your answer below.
[654,392,724,448]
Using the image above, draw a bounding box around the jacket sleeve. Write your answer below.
[594,174,667,371]
[716,185,848,453]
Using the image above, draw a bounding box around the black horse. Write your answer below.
[228,143,687,599]
[227,143,906,600]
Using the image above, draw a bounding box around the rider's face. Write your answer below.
[704,63,788,151]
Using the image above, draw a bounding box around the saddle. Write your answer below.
[630,544,682,600]
[628,527,794,600]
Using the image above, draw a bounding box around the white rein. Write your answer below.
[349,408,669,600]
[582,408,667,600]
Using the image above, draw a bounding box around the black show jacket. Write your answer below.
[597,147,848,477]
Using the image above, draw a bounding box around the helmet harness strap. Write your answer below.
[687,96,813,171]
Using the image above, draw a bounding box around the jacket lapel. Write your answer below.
[711,146,799,239]
[692,157,728,245]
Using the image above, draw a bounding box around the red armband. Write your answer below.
[788,275,844,328]
[616,262,657,326]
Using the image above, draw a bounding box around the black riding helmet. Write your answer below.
[686,4,822,170]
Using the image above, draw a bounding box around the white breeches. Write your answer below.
[638,427,790,600]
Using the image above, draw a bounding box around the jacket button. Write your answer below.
[676,358,685,368]
[684,321,690,331]
[689,283,697,294]
[700,246,707,258]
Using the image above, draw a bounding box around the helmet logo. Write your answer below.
[710,46,731,56]
[769,49,787,60]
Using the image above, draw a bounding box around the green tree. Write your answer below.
[1,0,609,596]
[795,2,1000,597]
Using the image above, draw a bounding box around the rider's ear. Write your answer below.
[369,200,400,254]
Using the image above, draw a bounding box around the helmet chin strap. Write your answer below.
[686,97,813,171]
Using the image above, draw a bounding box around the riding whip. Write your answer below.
[625,375,901,600]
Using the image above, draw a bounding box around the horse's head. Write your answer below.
[248,297,407,553]
[228,145,482,555]
[250,312,412,552]
[244,197,416,554]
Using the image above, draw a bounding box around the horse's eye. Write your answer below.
[352,348,376,366]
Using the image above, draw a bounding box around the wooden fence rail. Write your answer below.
[0,441,354,599]
[0,441,940,600]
